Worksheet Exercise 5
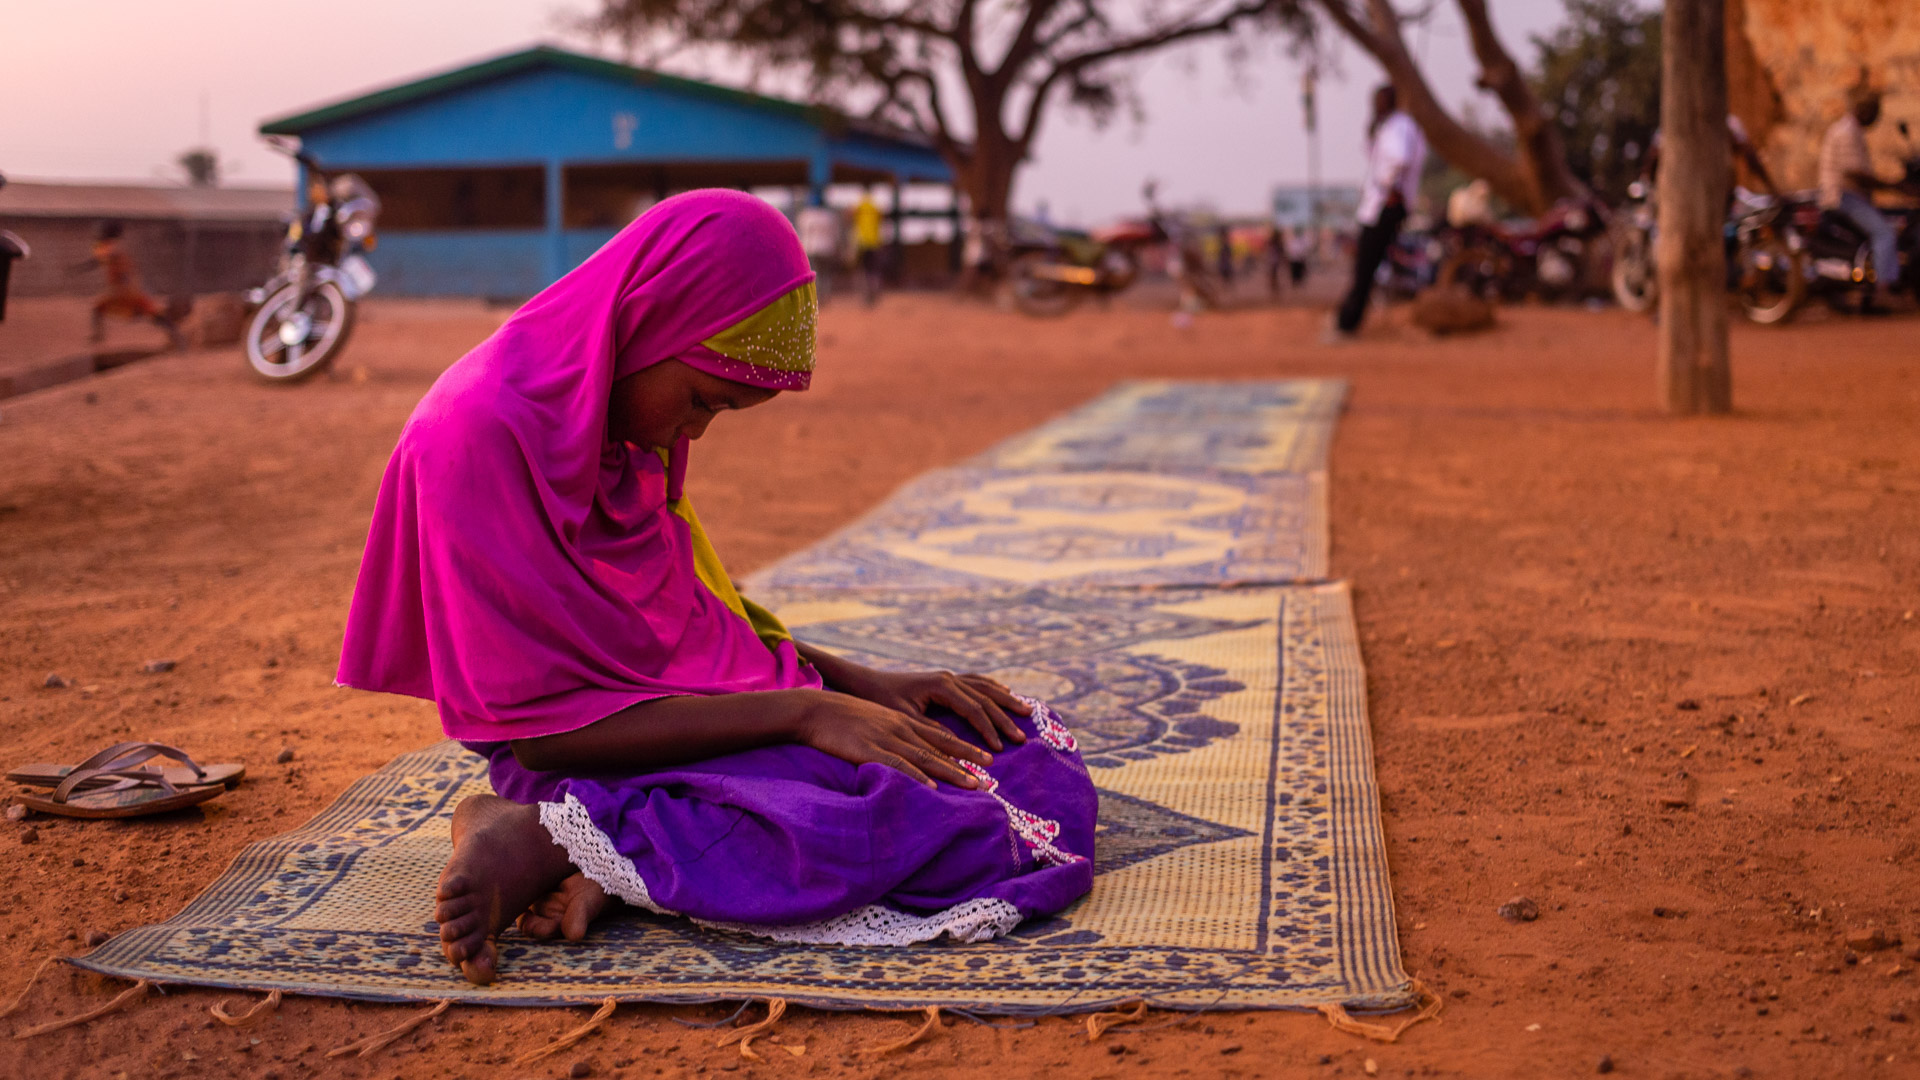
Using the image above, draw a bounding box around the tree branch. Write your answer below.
[1013,0,1277,150]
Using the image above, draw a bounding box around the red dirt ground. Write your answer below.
[1,293,1916,1080]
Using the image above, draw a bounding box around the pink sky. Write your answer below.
[2,0,1569,225]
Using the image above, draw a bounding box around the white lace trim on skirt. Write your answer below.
[537,794,1026,947]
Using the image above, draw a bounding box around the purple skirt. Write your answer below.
[468,695,1095,946]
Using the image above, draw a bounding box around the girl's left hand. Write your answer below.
[837,668,1031,752]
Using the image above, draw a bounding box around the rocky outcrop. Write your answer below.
[1732,0,1920,190]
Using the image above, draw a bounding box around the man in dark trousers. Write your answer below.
[1328,84,1427,341]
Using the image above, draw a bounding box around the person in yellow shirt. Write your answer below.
[852,191,885,306]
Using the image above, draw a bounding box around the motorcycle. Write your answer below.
[1778,120,1920,315]
[244,142,381,381]
[1439,195,1611,303]
[1379,228,1441,300]
[1726,190,1806,324]
[1006,183,1221,316]
[1610,181,1658,313]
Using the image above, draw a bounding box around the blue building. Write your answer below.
[259,45,955,297]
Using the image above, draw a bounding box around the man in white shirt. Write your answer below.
[1333,84,1428,337]
[1819,87,1900,294]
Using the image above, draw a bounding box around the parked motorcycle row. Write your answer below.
[1610,120,1920,324]
[1004,183,1225,317]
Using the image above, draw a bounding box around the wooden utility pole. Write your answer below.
[1656,0,1733,414]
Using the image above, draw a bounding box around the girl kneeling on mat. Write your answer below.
[337,190,1095,985]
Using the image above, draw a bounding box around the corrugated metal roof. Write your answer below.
[258,44,938,152]
[0,182,293,222]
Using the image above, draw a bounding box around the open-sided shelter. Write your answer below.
[259,46,956,297]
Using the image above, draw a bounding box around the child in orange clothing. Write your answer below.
[74,221,180,347]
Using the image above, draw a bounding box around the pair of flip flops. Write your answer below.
[7,741,244,819]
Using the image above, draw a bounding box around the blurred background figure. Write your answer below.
[852,189,884,307]
[1821,85,1900,303]
[1446,179,1494,231]
[1265,221,1288,298]
[1214,222,1235,287]
[70,220,181,347]
[796,200,842,306]
[1330,84,1426,340]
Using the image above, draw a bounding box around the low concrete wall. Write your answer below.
[0,216,286,299]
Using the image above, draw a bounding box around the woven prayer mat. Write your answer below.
[979,378,1346,475]
[75,582,1410,1013]
[746,379,1344,593]
[743,467,1327,592]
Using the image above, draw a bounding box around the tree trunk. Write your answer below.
[1655,0,1732,415]
[948,127,1022,289]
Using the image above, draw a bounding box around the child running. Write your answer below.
[74,221,181,347]
[337,190,1096,985]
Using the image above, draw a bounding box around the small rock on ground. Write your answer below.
[1597,1054,1615,1074]
[276,748,296,764]
[1498,896,1541,922]
[6,804,28,822]
[19,827,39,845]
[42,673,72,689]
[143,659,177,673]
[1845,928,1897,952]
[570,1062,593,1079]
[86,929,111,947]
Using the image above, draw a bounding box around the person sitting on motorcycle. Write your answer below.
[1820,86,1901,296]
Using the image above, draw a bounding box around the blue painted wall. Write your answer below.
[285,56,949,296]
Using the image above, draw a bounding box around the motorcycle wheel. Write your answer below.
[1007,253,1081,317]
[1734,234,1806,325]
[1610,224,1658,313]
[245,280,353,381]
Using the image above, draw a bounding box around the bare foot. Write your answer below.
[434,795,574,985]
[517,872,613,941]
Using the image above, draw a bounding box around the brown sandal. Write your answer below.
[8,741,244,792]
[14,762,228,819]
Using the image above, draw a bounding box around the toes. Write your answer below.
[438,911,481,942]
[460,943,497,986]
[436,872,472,902]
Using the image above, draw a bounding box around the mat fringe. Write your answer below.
[210,989,282,1028]
[0,954,64,1021]
[1086,1000,1148,1041]
[325,998,450,1058]
[515,997,617,1065]
[714,998,786,1052]
[11,979,151,1040]
[1316,980,1443,1044]
[859,1006,942,1055]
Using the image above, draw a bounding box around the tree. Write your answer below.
[1655,0,1730,414]
[1311,0,1582,215]
[582,0,1310,265]
[1531,0,1662,206]
[178,147,220,187]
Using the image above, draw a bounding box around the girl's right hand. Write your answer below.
[789,690,994,790]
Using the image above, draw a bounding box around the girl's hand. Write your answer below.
[791,690,995,790]
[831,668,1032,753]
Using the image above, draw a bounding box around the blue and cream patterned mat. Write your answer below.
[78,378,1413,1013]
[746,379,1344,593]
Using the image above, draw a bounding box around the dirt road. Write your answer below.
[1,294,1915,1079]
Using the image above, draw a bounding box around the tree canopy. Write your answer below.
[1531,0,1662,205]
[584,0,1309,251]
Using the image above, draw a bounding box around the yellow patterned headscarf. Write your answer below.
[683,281,817,390]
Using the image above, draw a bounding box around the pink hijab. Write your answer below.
[337,190,820,741]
